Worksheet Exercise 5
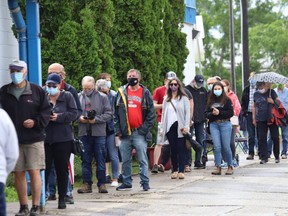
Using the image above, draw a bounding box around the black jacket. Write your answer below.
[185,85,207,123]
[64,82,82,119]
[0,81,51,144]
[205,98,234,122]
[241,85,250,115]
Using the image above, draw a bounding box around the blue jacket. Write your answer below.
[114,84,155,138]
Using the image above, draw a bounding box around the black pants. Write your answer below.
[45,141,72,200]
[257,121,279,160]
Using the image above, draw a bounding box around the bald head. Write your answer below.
[48,63,66,79]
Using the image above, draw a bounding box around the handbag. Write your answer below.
[72,138,84,156]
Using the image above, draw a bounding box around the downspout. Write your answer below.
[7,0,27,62]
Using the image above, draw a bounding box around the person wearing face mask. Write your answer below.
[253,82,280,164]
[77,76,112,194]
[241,72,258,160]
[205,82,234,175]
[159,77,190,179]
[206,76,218,92]
[44,73,78,210]
[0,60,51,215]
[114,69,155,191]
[185,75,207,169]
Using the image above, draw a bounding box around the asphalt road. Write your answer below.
[7,154,288,216]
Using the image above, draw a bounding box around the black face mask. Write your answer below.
[128,77,138,86]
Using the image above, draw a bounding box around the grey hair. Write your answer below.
[82,76,95,87]
[96,79,109,91]
[127,69,141,79]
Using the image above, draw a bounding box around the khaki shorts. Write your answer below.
[14,141,45,171]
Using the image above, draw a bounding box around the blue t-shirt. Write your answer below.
[254,89,277,121]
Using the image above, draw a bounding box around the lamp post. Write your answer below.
[229,0,236,93]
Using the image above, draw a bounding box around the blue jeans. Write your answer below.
[210,121,233,167]
[106,133,120,179]
[119,130,149,186]
[0,182,5,216]
[81,136,106,187]
[246,112,258,155]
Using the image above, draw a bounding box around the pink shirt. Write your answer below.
[227,90,241,116]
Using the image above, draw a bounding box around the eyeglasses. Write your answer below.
[169,83,178,87]
[47,85,58,88]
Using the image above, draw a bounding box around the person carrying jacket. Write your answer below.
[114,69,155,191]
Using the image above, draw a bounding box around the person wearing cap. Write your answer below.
[185,75,207,169]
[0,60,51,215]
[150,71,176,174]
[46,63,82,204]
[114,69,155,191]
[44,73,78,209]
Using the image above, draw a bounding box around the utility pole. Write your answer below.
[229,0,236,93]
[241,0,250,88]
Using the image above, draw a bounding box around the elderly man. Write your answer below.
[0,60,51,216]
[114,69,155,191]
[77,76,112,194]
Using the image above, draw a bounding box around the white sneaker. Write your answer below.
[111,181,119,187]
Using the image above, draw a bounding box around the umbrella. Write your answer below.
[252,72,288,84]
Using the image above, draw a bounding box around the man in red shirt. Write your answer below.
[114,69,155,191]
[151,71,176,173]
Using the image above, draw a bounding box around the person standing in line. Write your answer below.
[95,78,120,187]
[46,63,82,204]
[114,69,155,191]
[44,73,77,209]
[77,76,112,194]
[0,108,19,216]
[151,71,177,174]
[241,72,258,160]
[205,82,234,175]
[0,60,51,216]
[159,77,190,179]
[185,75,207,169]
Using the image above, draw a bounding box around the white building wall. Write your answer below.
[182,23,195,85]
[0,1,18,87]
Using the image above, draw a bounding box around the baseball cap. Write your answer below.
[9,59,27,71]
[46,73,61,84]
[194,74,204,86]
[165,71,177,80]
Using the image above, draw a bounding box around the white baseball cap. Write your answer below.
[9,59,27,71]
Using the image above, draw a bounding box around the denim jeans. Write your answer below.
[119,130,149,186]
[246,112,258,155]
[106,133,120,179]
[0,182,6,216]
[268,125,288,156]
[81,136,106,187]
[210,121,233,167]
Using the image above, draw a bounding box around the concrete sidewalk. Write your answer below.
[7,153,287,216]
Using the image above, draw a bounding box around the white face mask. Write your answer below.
[258,89,266,94]
[208,84,213,91]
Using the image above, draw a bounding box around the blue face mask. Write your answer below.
[46,87,59,96]
[213,89,222,97]
[10,72,24,85]
[250,79,257,88]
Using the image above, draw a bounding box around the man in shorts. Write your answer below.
[0,60,50,216]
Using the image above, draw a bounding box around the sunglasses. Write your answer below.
[47,85,58,88]
[169,83,178,87]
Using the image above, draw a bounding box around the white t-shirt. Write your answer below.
[166,99,178,133]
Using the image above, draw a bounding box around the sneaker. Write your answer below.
[29,205,40,216]
[171,172,178,179]
[275,159,280,163]
[184,165,191,172]
[77,182,92,193]
[105,174,112,184]
[194,162,205,169]
[98,184,108,193]
[47,194,57,200]
[58,199,66,209]
[220,162,228,168]
[118,174,123,183]
[64,195,74,204]
[116,183,132,191]
[260,159,268,164]
[178,173,185,179]
[158,164,165,172]
[281,154,287,159]
[111,181,119,187]
[151,164,159,174]
[246,154,254,160]
[141,182,150,191]
[15,205,29,216]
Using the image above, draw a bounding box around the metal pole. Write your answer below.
[229,0,236,93]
